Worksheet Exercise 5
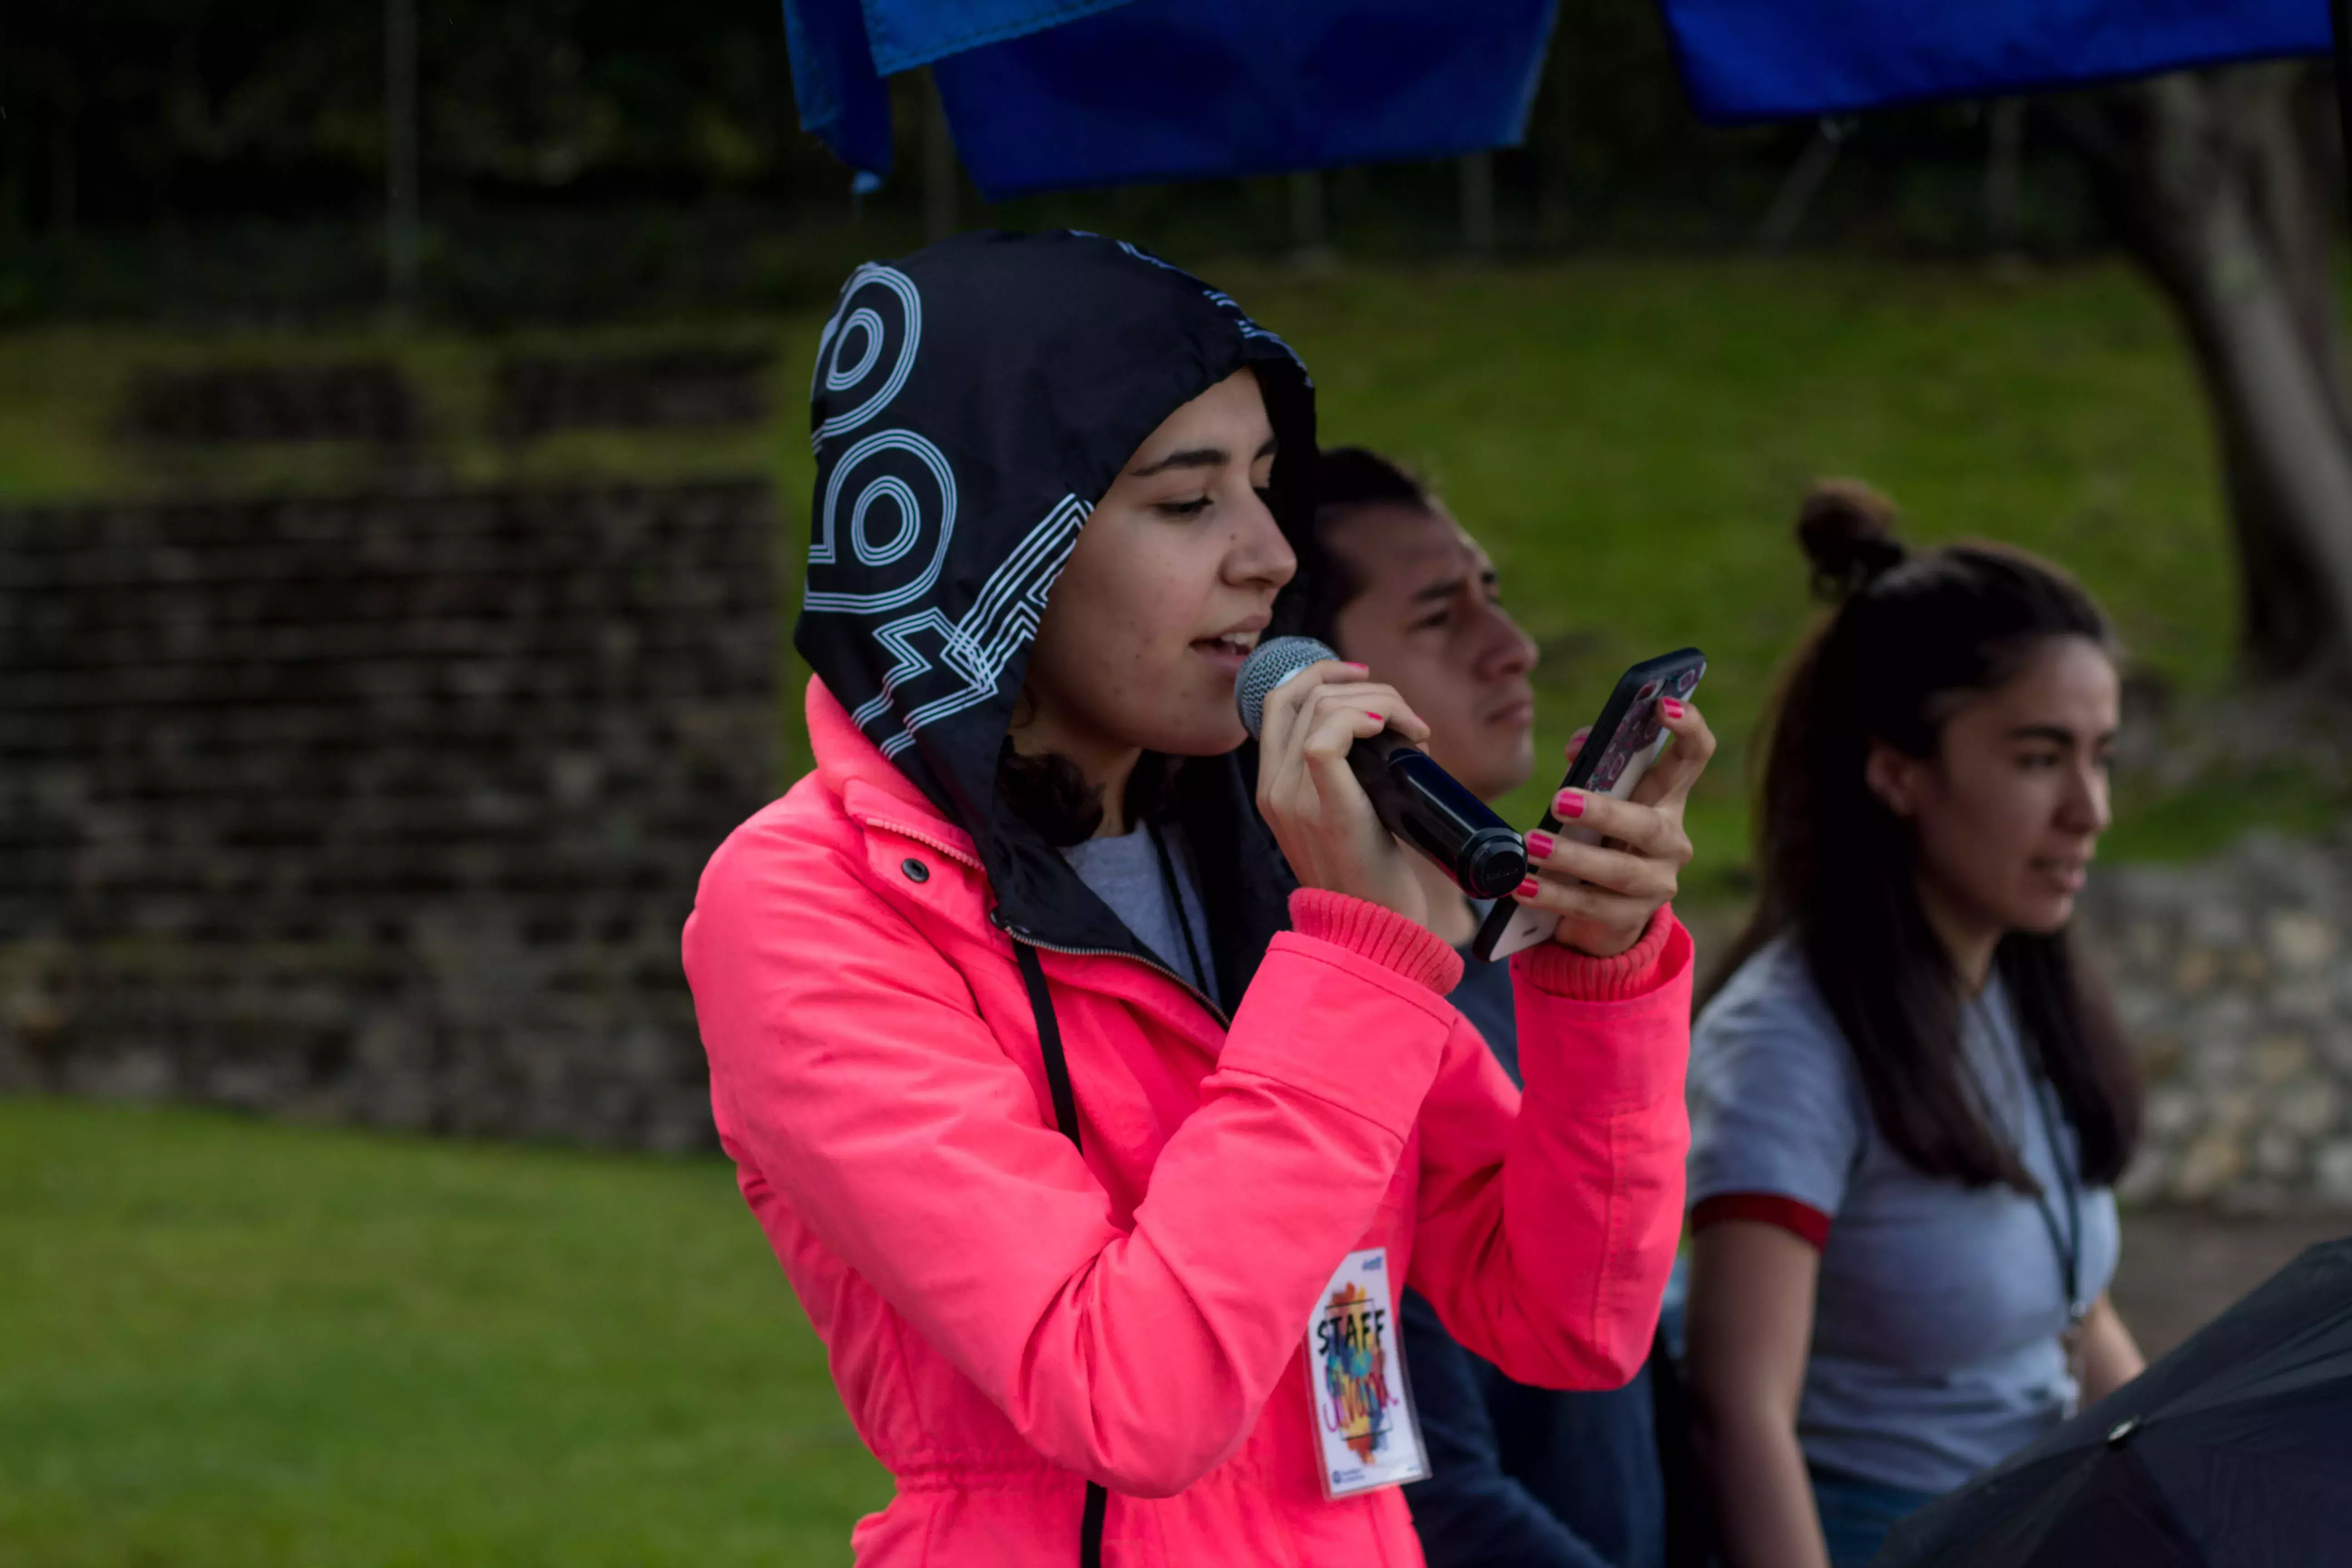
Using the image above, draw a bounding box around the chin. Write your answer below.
[1463,748,1534,808]
[2010,895,2078,936]
[1152,712,1249,759]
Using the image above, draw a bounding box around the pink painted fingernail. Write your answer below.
[1663,698,1686,720]
[1555,789,1586,818]
[1526,830,1556,860]
[1365,711,1384,723]
[1514,877,1540,900]
[1344,662,1370,673]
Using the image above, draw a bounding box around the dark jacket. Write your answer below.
[1401,949,1668,1568]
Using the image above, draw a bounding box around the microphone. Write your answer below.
[1237,637,1529,900]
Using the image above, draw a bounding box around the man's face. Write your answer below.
[1328,503,1539,803]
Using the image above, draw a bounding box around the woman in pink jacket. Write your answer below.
[683,232,1712,1567]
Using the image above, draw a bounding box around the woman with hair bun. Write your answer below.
[1683,481,2147,1568]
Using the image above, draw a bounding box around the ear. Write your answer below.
[1864,739,1923,819]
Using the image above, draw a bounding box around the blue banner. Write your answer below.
[1657,0,2331,122]
[780,0,1557,196]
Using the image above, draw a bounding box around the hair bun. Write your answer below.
[1797,479,1907,601]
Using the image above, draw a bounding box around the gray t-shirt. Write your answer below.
[1688,937,2121,1495]
[1060,822,1217,1006]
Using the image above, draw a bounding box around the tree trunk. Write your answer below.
[1289,169,1330,259]
[2053,66,2352,682]
[923,70,957,244]
[385,0,421,318]
[1986,98,2025,257]
[1755,123,1842,253]
[47,69,79,238]
[1460,152,1496,259]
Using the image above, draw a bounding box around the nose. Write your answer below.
[1472,602,1539,683]
[2060,757,2110,838]
[1224,485,1297,592]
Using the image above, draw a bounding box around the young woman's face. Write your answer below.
[1871,635,2119,938]
[1022,369,1294,765]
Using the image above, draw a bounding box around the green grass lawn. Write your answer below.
[0,1098,886,1567]
[0,255,2309,893]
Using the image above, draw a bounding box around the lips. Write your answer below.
[1192,629,1262,660]
[1189,619,1266,678]
[2033,856,2092,893]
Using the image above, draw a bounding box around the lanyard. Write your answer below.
[2025,1075,2084,1322]
[1964,995,2084,1323]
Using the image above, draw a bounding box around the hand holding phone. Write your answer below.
[1472,648,1709,962]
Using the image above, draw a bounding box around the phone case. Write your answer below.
[1472,649,1706,963]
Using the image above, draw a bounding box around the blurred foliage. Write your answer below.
[0,1098,884,1566]
[4,0,2112,325]
[1,0,828,223]
[2103,765,2351,864]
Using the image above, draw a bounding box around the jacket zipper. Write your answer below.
[862,815,983,872]
[992,914,1232,1031]
[865,812,1232,1029]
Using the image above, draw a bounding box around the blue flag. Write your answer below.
[1656,0,2331,122]
[780,0,1558,196]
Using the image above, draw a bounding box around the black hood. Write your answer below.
[794,230,1313,999]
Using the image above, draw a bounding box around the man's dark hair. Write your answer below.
[1709,479,2143,1193]
[1292,446,1437,648]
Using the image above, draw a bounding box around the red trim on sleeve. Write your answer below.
[1690,1192,1833,1250]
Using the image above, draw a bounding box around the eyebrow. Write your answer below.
[1128,434,1278,479]
[1405,561,1496,604]
[2008,725,2117,745]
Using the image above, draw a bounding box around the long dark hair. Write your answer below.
[997,741,1182,847]
[1713,480,2142,1191]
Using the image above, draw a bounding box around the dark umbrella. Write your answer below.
[1874,1237,2352,1567]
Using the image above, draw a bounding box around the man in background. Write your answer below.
[1298,447,1668,1568]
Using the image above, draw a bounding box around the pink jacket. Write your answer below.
[683,680,1694,1566]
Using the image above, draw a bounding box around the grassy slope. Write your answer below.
[1234,260,2234,876]
[0,1098,884,1567]
[0,258,2283,883]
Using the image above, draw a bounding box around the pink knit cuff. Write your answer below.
[1287,888,1465,996]
[1514,905,1686,1003]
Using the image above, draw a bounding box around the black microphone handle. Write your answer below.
[1346,731,1529,901]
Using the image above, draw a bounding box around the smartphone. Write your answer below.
[1470,648,1707,963]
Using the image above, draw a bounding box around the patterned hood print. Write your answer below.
[794,230,1316,970]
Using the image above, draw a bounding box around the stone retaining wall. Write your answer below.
[8,489,2345,1201]
[0,482,776,1149]
[120,363,424,445]
[492,348,773,440]
[2077,833,2352,1210]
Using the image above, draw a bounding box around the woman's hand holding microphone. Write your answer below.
[1254,661,1715,959]
[1253,660,1434,931]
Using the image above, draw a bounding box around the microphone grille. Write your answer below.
[1236,636,1338,740]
